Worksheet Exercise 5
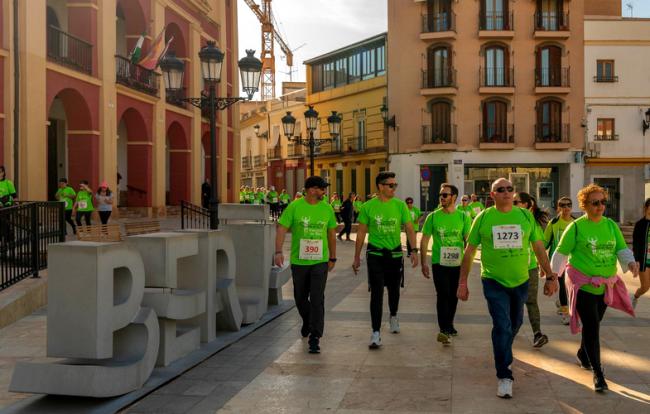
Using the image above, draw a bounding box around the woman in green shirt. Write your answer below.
[405,197,422,257]
[0,165,17,207]
[74,180,95,226]
[544,196,574,324]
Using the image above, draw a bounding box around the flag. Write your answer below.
[139,26,173,70]
[129,34,145,64]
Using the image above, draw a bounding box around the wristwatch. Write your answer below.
[328,258,337,263]
[411,248,419,253]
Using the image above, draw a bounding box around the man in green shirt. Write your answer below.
[279,189,291,215]
[55,178,77,235]
[405,197,422,257]
[458,195,472,218]
[420,183,471,345]
[267,186,280,219]
[275,176,337,354]
[353,172,418,349]
[458,178,557,399]
[74,180,95,226]
[469,194,485,219]
[0,165,17,207]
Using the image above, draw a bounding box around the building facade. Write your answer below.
[305,33,388,201]
[584,14,650,223]
[240,101,269,189]
[0,0,243,216]
[387,0,586,212]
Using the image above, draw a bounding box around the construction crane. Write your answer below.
[243,0,293,100]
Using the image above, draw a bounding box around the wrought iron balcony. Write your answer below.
[593,75,618,83]
[535,124,570,143]
[479,12,514,31]
[535,67,570,87]
[594,134,618,141]
[422,125,457,144]
[422,12,455,33]
[47,25,92,75]
[242,156,252,170]
[479,67,514,87]
[287,144,304,158]
[166,88,187,108]
[479,123,515,143]
[534,12,569,31]
[346,136,367,153]
[115,55,160,96]
[253,155,266,167]
[267,146,282,160]
[421,67,457,88]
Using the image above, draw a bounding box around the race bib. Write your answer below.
[334,206,340,212]
[492,225,522,249]
[440,246,461,267]
[299,239,323,261]
[78,201,88,210]
[253,200,260,205]
[272,197,278,203]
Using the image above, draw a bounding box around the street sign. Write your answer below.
[421,168,431,181]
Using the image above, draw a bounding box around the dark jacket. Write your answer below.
[632,218,650,272]
[340,199,354,221]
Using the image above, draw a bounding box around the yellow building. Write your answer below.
[305,33,388,200]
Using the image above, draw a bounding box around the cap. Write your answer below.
[304,176,330,189]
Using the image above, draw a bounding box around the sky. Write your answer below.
[237,0,650,99]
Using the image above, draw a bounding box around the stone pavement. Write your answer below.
[123,233,650,414]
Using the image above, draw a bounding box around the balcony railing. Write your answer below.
[421,12,455,33]
[242,156,252,170]
[593,75,618,83]
[287,144,304,158]
[47,25,92,75]
[166,88,187,108]
[535,67,570,87]
[534,12,569,31]
[346,136,367,153]
[253,155,266,167]
[480,12,514,31]
[535,124,570,143]
[594,134,619,141]
[422,67,457,88]
[480,67,514,87]
[115,55,160,96]
[422,125,457,144]
[479,123,515,143]
[267,146,282,160]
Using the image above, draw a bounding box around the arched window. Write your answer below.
[481,100,509,142]
[536,99,563,142]
[481,0,509,30]
[426,0,452,32]
[536,45,562,86]
[427,45,452,87]
[536,0,564,31]
[427,100,452,143]
[484,45,508,86]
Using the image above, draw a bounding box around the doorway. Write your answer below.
[47,119,67,200]
[594,177,621,222]
[419,165,447,212]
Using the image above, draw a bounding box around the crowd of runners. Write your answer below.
[274,171,649,399]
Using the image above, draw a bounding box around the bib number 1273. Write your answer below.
[492,225,523,249]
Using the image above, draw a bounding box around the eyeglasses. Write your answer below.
[461,199,469,202]
[439,193,452,199]
[495,186,514,193]
[558,203,572,208]
[589,199,607,207]
[406,201,413,204]
[381,182,398,189]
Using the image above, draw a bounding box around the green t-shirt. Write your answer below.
[358,197,411,256]
[543,216,573,257]
[468,206,542,288]
[422,208,471,266]
[408,206,422,231]
[267,191,279,204]
[56,186,76,211]
[239,191,245,202]
[469,201,485,219]
[75,190,94,212]
[331,199,342,212]
[0,179,16,206]
[279,193,291,205]
[556,216,628,295]
[245,191,254,202]
[277,197,337,265]
[353,200,363,212]
[458,205,472,219]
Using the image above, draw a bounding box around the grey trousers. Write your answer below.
[525,268,541,334]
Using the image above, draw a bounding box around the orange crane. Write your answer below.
[243,0,293,100]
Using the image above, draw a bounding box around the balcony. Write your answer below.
[479,67,515,94]
[242,156,252,170]
[115,55,160,97]
[535,68,570,94]
[253,155,266,167]
[593,75,619,83]
[47,25,92,75]
[166,88,187,109]
[594,134,619,141]
[267,146,282,160]
[421,12,456,40]
[421,68,457,96]
[346,136,367,153]
[422,125,457,150]
[479,124,515,149]
[479,12,514,38]
[534,13,570,38]
[287,144,304,158]
[535,124,571,149]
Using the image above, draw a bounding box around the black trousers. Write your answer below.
[431,264,461,333]
[269,203,279,219]
[98,211,112,224]
[76,211,92,226]
[338,218,352,239]
[576,289,607,375]
[64,210,77,234]
[291,262,329,338]
[367,253,403,332]
[558,272,568,307]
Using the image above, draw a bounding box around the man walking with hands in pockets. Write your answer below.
[457,178,558,399]
[275,176,338,354]
[352,172,418,349]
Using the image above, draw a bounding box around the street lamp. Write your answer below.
[161,42,262,229]
[643,108,650,136]
[253,124,268,139]
[380,103,396,130]
[281,107,342,177]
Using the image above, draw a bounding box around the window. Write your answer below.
[536,45,562,86]
[596,60,616,82]
[536,0,564,31]
[311,64,323,92]
[427,0,452,32]
[335,57,347,86]
[484,46,506,86]
[427,45,451,87]
[356,119,366,151]
[428,101,452,143]
[481,100,508,142]
[362,48,376,80]
[376,45,386,76]
[364,168,371,198]
[536,100,563,142]
[351,169,357,193]
[481,0,508,30]
[596,118,616,140]
[349,53,361,82]
[323,62,335,90]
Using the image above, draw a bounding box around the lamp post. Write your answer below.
[643,108,650,136]
[160,43,262,229]
[281,106,342,177]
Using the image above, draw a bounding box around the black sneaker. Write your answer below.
[308,336,320,354]
[301,322,309,338]
[593,372,608,392]
[533,332,549,348]
[577,349,592,370]
[448,327,458,337]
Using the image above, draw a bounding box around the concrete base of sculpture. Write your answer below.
[268,265,291,306]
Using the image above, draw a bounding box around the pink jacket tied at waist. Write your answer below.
[565,265,635,334]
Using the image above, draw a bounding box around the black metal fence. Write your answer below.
[115,55,160,96]
[181,200,210,230]
[46,25,93,75]
[1,202,64,291]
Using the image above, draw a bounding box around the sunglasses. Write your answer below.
[513,200,522,205]
[589,199,607,207]
[559,203,572,208]
[495,186,514,193]
[439,193,452,199]
[461,199,469,202]
[381,182,398,189]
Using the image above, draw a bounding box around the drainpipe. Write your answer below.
[12,0,19,191]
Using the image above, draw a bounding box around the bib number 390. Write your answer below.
[299,239,324,261]
[492,225,523,249]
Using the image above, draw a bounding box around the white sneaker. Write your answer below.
[389,316,400,333]
[560,313,570,325]
[632,294,638,310]
[369,331,382,349]
[497,378,513,398]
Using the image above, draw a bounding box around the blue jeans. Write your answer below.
[482,278,529,380]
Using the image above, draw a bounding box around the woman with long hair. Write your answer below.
[632,198,650,308]
[95,182,114,225]
[514,192,550,348]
